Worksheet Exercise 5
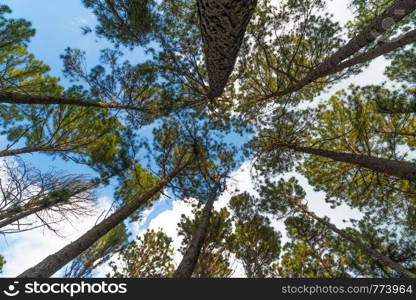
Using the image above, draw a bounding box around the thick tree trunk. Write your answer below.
[173,184,219,278]
[18,162,189,278]
[0,177,108,229]
[0,92,149,112]
[0,142,91,157]
[197,0,258,99]
[261,0,416,101]
[331,29,416,75]
[285,144,416,182]
[296,204,416,278]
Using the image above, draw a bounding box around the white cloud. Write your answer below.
[128,205,156,239]
[144,200,194,264]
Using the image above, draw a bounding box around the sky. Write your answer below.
[0,0,391,278]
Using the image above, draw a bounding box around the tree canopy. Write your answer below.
[1,0,416,279]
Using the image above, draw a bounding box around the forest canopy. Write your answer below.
[0,0,415,279]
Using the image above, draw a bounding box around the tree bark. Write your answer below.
[17,161,189,278]
[296,204,416,278]
[330,29,416,75]
[0,177,109,229]
[0,92,150,112]
[0,142,92,157]
[260,0,416,101]
[197,0,258,99]
[284,144,416,182]
[173,183,219,278]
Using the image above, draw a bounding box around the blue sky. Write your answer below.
[7,0,105,81]
[5,0,148,82]
[0,0,392,277]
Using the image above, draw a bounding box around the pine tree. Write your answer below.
[229,193,281,278]
[177,206,234,278]
[108,229,175,278]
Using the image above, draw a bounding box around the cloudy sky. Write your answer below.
[0,0,390,277]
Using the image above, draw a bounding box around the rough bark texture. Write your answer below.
[0,142,91,158]
[173,186,219,278]
[331,29,416,75]
[197,0,258,99]
[288,145,416,182]
[17,161,189,278]
[261,0,416,101]
[297,204,416,278]
[0,177,108,229]
[0,92,149,112]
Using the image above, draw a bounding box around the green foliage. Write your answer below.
[66,223,129,278]
[1,97,128,172]
[114,164,161,221]
[236,0,342,117]
[300,86,416,223]
[255,177,349,277]
[250,82,416,226]
[0,7,130,174]
[82,0,159,48]
[347,0,395,34]
[339,216,416,277]
[61,48,167,124]
[257,177,416,278]
[0,5,61,94]
[229,193,281,278]
[0,5,34,46]
[154,0,207,105]
[151,115,239,202]
[385,46,416,85]
[347,0,415,38]
[257,177,306,218]
[277,215,349,278]
[249,108,312,176]
[177,206,234,278]
[109,229,175,278]
[0,255,5,274]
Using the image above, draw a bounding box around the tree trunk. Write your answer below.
[173,184,219,278]
[0,177,108,229]
[0,142,93,158]
[18,161,189,278]
[260,0,416,101]
[330,29,416,76]
[197,0,258,99]
[285,144,416,182]
[296,204,416,278]
[0,92,150,112]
